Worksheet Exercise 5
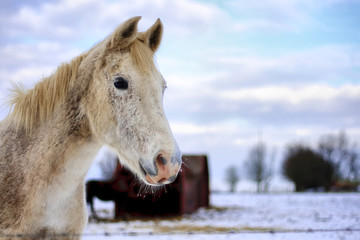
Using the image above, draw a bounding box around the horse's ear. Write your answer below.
[138,18,163,53]
[107,16,141,49]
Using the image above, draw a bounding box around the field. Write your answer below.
[84,192,360,240]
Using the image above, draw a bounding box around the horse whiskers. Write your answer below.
[137,181,162,197]
[180,158,190,170]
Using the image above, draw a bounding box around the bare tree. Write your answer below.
[224,165,240,193]
[318,131,360,181]
[98,151,118,180]
[263,148,276,192]
[244,142,274,192]
[348,144,360,181]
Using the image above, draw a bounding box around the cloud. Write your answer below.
[218,84,360,104]
[164,80,360,130]
[0,41,80,88]
[0,0,224,43]
[203,45,360,88]
[224,0,324,33]
[163,43,360,130]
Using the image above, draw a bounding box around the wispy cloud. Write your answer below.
[203,45,360,87]
[1,0,223,43]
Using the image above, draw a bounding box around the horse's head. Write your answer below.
[86,17,181,186]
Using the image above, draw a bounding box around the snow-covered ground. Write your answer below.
[84,192,360,240]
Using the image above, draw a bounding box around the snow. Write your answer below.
[84,192,360,240]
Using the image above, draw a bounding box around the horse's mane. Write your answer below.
[9,54,85,133]
[8,37,155,133]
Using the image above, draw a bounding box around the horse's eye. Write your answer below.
[113,77,128,90]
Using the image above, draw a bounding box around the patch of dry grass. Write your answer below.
[153,224,280,234]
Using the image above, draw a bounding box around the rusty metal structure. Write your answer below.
[111,155,209,218]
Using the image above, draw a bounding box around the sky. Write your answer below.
[0,0,359,190]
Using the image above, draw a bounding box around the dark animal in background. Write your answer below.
[86,165,135,220]
[86,180,121,220]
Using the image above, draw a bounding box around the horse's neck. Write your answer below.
[33,112,99,184]
[34,119,101,230]
[3,97,98,196]
[0,111,100,231]
[55,136,101,184]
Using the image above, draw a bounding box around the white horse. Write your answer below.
[0,17,182,239]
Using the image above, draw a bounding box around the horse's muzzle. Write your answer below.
[140,151,182,185]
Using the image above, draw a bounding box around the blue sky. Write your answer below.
[1,0,359,190]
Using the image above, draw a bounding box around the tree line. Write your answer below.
[225,131,360,192]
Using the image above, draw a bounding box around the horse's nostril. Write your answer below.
[139,161,157,176]
[139,163,147,176]
[157,153,167,166]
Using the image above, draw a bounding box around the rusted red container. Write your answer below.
[112,155,209,218]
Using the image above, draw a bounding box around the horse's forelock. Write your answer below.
[130,38,156,74]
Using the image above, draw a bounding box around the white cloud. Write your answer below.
[218,84,360,104]
[0,41,80,86]
[225,0,322,32]
[294,128,312,137]
[170,120,246,136]
[170,122,209,135]
[205,45,360,88]
[1,0,224,42]
[232,19,291,32]
[164,75,360,134]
